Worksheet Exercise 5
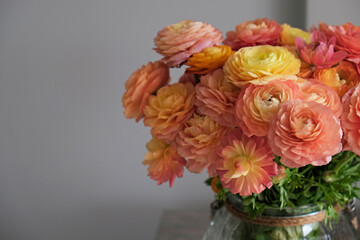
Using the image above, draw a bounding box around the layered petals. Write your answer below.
[143,137,186,187]
[341,84,360,155]
[154,20,223,67]
[223,45,300,87]
[195,69,240,127]
[224,18,282,50]
[215,129,277,196]
[122,61,170,121]
[268,100,342,168]
[175,114,229,175]
[235,80,302,137]
[280,24,310,46]
[144,82,195,142]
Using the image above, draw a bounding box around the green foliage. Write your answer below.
[206,151,360,224]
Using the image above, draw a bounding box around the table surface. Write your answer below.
[154,200,360,240]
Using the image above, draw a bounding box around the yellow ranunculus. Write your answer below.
[280,24,310,46]
[223,45,300,87]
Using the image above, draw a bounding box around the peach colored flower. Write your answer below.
[185,45,234,75]
[313,60,360,97]
[215,129,277,196]
[280,24,310,46]
[143,137,186,187]
[341,84,360,155]
[300,79,343,118]
[144,82,195,142]
[268,100,342,168]
[223,18,282,50]
[223,45,301,87]
[154,20,223,67]
[295,31,348,70]
[175,114,229,175]
[235,80,302,137]
[272,165,287,184]
[195,69,240,127]
[319,22,360,64]
[122,61,170,121]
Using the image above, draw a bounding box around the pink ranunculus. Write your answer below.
[295,31,348,70]
[195,69,240,127]
[175,114,229,176]
[235,80,302,137]
[154,20,223,67]
[122,61,170,121]
[215,129,277,196]
[300,79,343,118]
[223,18,282,50]
[143,137,186,187]
[268,100,342,168]
[319,22,360,64]
[341,84,360,155]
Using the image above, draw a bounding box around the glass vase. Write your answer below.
[202,195,358,240]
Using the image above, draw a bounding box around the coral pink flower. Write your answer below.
[175,114,229,175]
[122,61,170,121]
[319,22,360,65]
[341,84,360,155]
[268,100,342,168]
[195,69,240,127]
[295,31,348,70]
[144,82,195,142]
[154,20,223,67]
[235,80,302,137]
[223,18,282,50]
[143,137,186,187]
[300,79,343,118]
[215,129,277,196]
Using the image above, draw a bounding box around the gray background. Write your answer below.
[1,0,360,239]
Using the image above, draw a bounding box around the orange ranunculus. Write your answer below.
[185,45,234,75]
[235,80,302,137]
[143,137,186,187]
[122,61,170,121]
[154,20,223,67]
[215,129,277,196]
[313,60,360,97]
[175,114,229,175]
[319,22,360,65]
[195,69,240,127]
[268,100,342,168]
[223,18,282,50]
[300,79,343,118]
[341,84,360,155]
[223,45,300,87]
[144,82,195,142]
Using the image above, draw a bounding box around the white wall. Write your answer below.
[4,1,353,240]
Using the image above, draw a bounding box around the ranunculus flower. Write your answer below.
[154,20,223,67]
[215,129,277,196]
[295,30,348,70]
[300,79,343,118]
[175,114,229,175]
[319,22,360,64]
[195,69,240,127]
[313,60,360,97]
[143,137,186,187]
[223,45,301,87]
[223,18,282,50]
[235,80,302,137]
[185,45,234,75]
[179,73,197,85]
[122,61,170,121]
[341,84,360,155]
[144,82,195,142]
[268,100,342,168]
[280,24,310,46]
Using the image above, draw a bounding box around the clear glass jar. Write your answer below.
[202,195,358,240]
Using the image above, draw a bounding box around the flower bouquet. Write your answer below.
[122,18,360,239]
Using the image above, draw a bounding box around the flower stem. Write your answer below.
[333,151,356,174]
